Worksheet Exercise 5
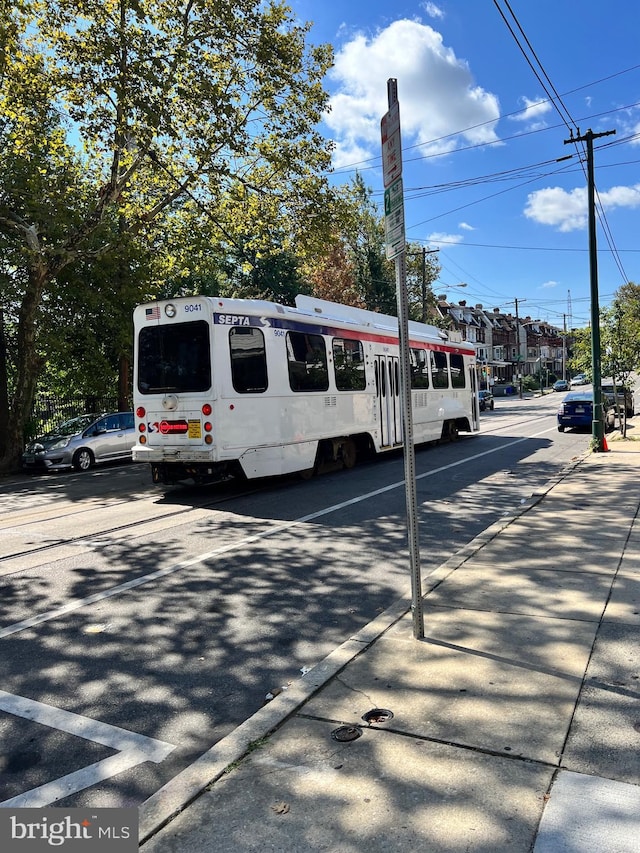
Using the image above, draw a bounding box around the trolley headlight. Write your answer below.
[165,303,177,318]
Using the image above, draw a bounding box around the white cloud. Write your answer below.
[510,95,552,125]
[541,280,558,289]
[325,19,500,168]
[525,183,640,232]
[427,231,464,247]
[458,221,475,231]
[422,2,444,19]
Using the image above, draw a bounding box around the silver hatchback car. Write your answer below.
[22,412,136,472]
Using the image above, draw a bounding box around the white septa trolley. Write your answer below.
[133,294,480,485]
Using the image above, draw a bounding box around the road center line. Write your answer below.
[0,428,556,640]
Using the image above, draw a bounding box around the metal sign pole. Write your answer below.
[383,79,424,639]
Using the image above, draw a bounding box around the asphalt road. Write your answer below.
[0,392,592,809]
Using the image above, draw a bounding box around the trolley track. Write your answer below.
[0,407,554,570]
[0,480,270,570]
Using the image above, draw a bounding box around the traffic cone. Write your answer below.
[602,435,609,452]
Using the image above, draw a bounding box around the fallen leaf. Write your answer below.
[271,801,290,815]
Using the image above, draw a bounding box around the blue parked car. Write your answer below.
[557,391,616,433]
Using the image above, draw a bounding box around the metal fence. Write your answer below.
[26,394,120,441]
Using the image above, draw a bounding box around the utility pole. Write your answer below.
[565,127,615,451]
[562,314,567,383]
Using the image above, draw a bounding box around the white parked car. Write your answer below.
[570,374,589,386]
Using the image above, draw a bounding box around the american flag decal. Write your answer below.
[145,306,161,320]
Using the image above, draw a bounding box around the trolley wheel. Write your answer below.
[341,438,357,469]
[443,421,458,442]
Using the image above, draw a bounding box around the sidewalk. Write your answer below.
[139,436,640,853]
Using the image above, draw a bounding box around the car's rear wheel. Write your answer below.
[72,448,94,471]
[557,425,565,432]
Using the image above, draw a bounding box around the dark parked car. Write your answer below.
[478,389,494,411]
[22,412,136,472]
[553,379,570,392]
[601,383,634,417]
[557,391,616,433]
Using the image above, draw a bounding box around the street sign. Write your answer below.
[384,178,405,260]
[381,102,402,188]
[381,101,405,259]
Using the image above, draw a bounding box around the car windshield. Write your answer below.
[45,414,97,438]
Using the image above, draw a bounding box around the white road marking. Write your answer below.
[0,428,556,640]
[0,689,175,807]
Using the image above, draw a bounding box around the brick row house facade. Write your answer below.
[433,298,570,390]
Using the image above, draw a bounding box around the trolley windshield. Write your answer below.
[137,320,211,394]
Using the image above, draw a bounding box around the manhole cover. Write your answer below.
[331,725,363,742]
[362,708,394,725]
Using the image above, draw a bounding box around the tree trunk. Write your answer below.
[0,309,9,450]
[0,266,47,473]
[118,353,130,411]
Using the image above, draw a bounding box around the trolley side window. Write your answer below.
[229,327,268,393]
[410,348,429,388]
[138,320,211,394]
[333,338,366,391]
[430,350,449,389]
[450,353,466,388]
[286,332,329,392]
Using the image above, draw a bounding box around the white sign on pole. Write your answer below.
[381,101,405,260]
[381,102,402,188]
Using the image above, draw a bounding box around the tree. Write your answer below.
[339,173,397,314]
[606,283,640,382]
[405,243,441,322]
[0,0,334,471]
[307,242,365,307]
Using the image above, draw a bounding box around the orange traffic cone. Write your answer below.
[602,435,609,452]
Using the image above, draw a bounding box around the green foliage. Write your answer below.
[603,283,640,384]
[568,282,640,383]
[0,0,336,470]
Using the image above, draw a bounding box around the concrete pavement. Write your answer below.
[139,434,640,852]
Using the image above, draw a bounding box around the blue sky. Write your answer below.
[291,0,640,328]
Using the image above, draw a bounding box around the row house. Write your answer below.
[434,298,569,387]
